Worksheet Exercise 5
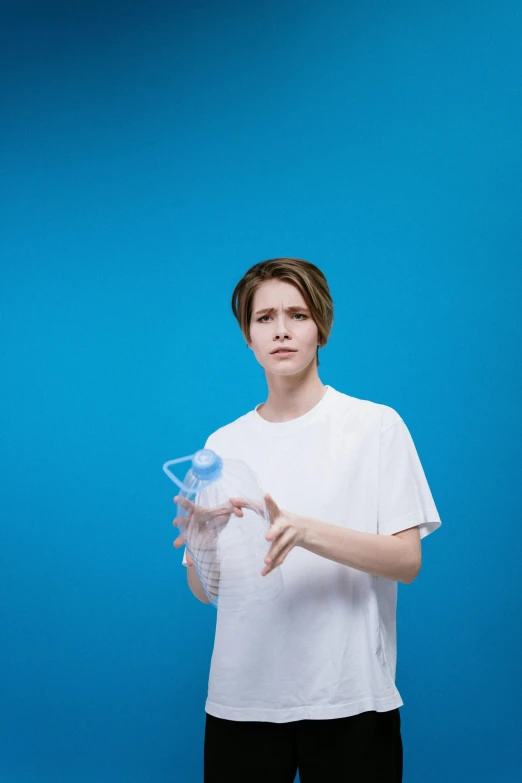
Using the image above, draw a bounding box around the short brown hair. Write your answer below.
[231,257,334,367]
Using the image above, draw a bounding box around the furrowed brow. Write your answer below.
[254,306,311,316]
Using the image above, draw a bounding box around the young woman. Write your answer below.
[173,257,442,783]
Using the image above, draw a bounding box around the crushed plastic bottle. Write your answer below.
[163,448,283,610]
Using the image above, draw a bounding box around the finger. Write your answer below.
[265,493,281,516]
[264,530,293,567]
[266,523,282,541]
[262,539,293,575]
[229,497,261,514]
[175,495,194,512]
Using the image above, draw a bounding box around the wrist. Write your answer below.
[300,514,316,549]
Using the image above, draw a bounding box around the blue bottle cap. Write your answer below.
[191,448,223,482]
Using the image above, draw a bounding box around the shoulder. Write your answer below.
[204,410,253,450]
[379,404,404,433]
[329,387,403,434]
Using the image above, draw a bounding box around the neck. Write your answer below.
[257,375,327,423]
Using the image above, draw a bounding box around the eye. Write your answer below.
[257,314,307,322]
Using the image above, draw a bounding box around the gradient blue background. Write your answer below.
[1,1,520,781]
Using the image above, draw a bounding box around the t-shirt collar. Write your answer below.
[249,385,334,434]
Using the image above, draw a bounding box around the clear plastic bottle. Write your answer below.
[163,448,283,610]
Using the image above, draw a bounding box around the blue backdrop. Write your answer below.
[1,1,520,782]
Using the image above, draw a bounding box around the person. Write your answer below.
[173,257,442,783]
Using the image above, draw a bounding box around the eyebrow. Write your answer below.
[254,306,311,316]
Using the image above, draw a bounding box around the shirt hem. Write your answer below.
[205,692,404,723]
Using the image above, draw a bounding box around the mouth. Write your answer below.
[271,348,297,356]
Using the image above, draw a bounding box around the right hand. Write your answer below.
[173,495,248,567]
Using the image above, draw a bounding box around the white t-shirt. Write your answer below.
[182,385,441,722]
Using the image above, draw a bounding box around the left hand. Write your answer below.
[262,493,308,576]
[173,495,249,564]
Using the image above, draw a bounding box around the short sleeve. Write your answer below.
[378,411,442,540]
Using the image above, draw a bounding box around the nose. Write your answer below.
[273,314,292,341]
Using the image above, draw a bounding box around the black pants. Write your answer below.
[204,708,403,783]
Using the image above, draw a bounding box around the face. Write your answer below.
[247,280,320,374]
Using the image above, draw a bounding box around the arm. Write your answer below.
[302,517,422,584]
[186,555,221,605]
[175,495,240,605]
[187,564,211,604]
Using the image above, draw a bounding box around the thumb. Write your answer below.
[264,493,280,521]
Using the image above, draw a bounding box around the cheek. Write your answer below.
[301,323,319,347]
[249,324,265,342]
